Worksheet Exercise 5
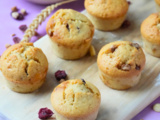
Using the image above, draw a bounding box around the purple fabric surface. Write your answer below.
[132,97,160,120]
[0,0,160,120]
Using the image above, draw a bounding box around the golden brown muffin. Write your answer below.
[84,0,129,31]
[141,13,160,57]
[51,79,101,120]
[155,0,160,12]
[46,9,94,60]
[0,43,48,93]
[97,41,146,90]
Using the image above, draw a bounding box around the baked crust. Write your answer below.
[46,9,94,48]
[141,13,160,45]
[155,0,160,5]
[97,41,145,78]
[0,43,48,92]
[85,0,129,19]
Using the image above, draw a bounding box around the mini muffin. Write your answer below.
[141,13,160,57]
[97,41,145,90]
[0,43,48,93]
[46,9,94,60]
[84,0,129,31]
[51,79,101,120]
[155,0,160,12]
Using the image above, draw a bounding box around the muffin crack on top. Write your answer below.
[51,79,101,119]
[4,45,42,77]
[0,42,48,93]
[0,43,48,82]
[62,81,98,106]
[5,44,40,64]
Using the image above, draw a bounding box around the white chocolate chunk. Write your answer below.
[153,103,160,112]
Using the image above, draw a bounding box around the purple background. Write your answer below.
[0,0,160,120]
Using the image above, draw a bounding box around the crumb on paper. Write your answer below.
[89,45,96,56]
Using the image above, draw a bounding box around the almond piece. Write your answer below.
[89,45,96,56]
[11,6,18,12]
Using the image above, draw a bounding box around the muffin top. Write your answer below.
[46,9,94,48]
[0,43,48,83]
[51,79,101,118]
[85,0,129,19]
[97,41,145,78]
[155,0,160,5]
[141,13,160,45]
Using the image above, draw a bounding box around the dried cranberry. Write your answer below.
[121,20,131,29]
[135,64,141,70]
[66,24,70,31]
[19,24,27,32]
[17,13,24,20]
[38,107,53,119]
[13,37,21,43]
[55,70,67,81]
[127,1,131,5]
